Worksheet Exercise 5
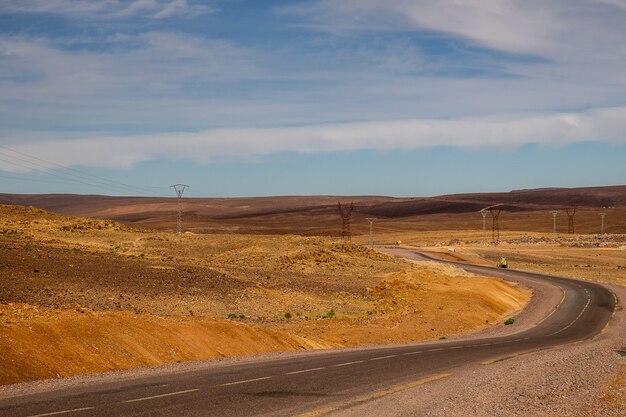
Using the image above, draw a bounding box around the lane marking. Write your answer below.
[333,360,364,367]
[123,388,199,403]
[27,407,95,417]
[426,348,444,352]
[292,373,451,417]
[402,351,422,355]
[369,355,397,361]
[220,376,272,386]
[548,296,591,336]
[285,367,325,375]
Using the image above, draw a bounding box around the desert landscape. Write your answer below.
[0,203,532,385]
[1,186,625,415]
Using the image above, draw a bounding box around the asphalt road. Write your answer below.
[0,249,616,417]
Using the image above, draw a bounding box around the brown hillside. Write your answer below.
[0,185,624,234]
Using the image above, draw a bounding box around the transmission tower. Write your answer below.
[489,207,501,244]
[338,202,354,239]
[170,184,189,234]
[599,212,606,234]
[366,218,376,246]
[551,210,559,234]
[566,208,576,234]
[480,209,488,235]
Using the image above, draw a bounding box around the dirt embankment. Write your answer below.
[0,303,330,386]
[0,205,530,385]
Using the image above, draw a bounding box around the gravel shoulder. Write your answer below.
[327,281,626,417]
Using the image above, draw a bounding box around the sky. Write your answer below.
[0,0,625,197]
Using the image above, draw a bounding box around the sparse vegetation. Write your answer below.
[322,309,336,319]
[504,318,515,325]
[227,313,246,319]
[439,336,447,340]
[284,312,292,319]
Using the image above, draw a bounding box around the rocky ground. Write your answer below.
[0,205,528,384]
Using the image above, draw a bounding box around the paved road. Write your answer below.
[0,249,616,417]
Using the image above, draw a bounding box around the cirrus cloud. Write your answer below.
[0,0,214,20]
[2,106,625,172]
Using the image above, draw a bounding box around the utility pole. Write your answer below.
[566,208,576,234]
[480,209,488,235]
[338,202,355,239]
[170,184,189,234]
[551,210,559,234]
[366,218,376,246]
[599,212,606,234]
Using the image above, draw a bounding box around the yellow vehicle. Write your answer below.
[497,257,508,268]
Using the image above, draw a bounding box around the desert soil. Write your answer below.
[0,205,529,385]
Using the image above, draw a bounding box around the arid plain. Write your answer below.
[0,186,625,414]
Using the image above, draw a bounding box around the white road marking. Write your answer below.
[548,296,592,336]
[123,388,199,403]
[220,376,272,386]
[402,351,423,355]
[369,355,397,361]
[285,367,325,375]
[427,348,444,352]
[27,407,95,417]
[333,360,365,367]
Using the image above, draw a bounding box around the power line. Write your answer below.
[0,145,166,196]
[0,155,132,193]
[0,144,168,197]
[0,172,104,187]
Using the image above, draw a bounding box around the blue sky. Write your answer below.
[0,0,625,197]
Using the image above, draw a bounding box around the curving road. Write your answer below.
[0,249,616,417]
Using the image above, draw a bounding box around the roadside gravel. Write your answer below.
[328,284,625,417]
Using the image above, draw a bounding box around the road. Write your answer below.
[0,249,616,417]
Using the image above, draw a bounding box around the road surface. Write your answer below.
[0,249,616,417]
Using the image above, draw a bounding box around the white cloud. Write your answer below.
[279,0,626,59]
[0,0,213,19]
[594,0,626,10]
[1,1,625,166]
[2,106,625,172]
[0,32,259,100]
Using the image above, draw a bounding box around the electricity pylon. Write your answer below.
[490,207,501,244]
[338,202,354,239]
[599,212,606,234]
[566,208,576,234]
[366,218,376,246]
[170,184,189,234]
[551,210,559,234]
[480,209,488,235]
